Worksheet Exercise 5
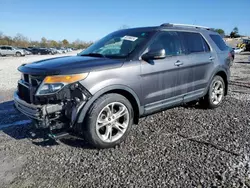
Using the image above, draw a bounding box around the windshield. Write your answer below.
[78,30,154,58]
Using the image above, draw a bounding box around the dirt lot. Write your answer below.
[0,53,250,187]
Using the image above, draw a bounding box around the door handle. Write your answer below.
[174,60,183,66]
[209,56,215,61]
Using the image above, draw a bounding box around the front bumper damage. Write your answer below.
[14,92,63,122]
[14,91,87,139]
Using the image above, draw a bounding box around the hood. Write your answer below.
[18,56,124,75]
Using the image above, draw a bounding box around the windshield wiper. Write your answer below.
[80,53,106,58]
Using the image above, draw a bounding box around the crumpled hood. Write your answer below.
[18,56,124,75]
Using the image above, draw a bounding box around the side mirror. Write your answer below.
[142,49,166,61]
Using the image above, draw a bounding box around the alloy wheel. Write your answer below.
[211,80,224,105]
[96,102,129,143]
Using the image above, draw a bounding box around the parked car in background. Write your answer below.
[55,48,63,54]
[15,23,231,149]
[18,47,32,55]
[0,45,25,57]
[233,47,244,54]
[66,48,73,52]
[61,47,67,53]
[27,47,51,55]
[49,48,58,55]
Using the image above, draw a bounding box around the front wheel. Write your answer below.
[16,52,21,57]
[83,94,134,149]
[200,76,225,109]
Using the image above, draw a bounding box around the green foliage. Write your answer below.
[233,27,239,34]
[0,31,92,49]
[214,29,225,36]
[62,39,69,47]
[40,37,47,47]
[230,27,240,38]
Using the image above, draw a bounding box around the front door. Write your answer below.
[5,47,13,55]
[141,31,186,114]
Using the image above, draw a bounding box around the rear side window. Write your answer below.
[210,34,228,51]
[180,32,210,53]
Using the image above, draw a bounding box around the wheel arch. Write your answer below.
[214,70,228,95]
[206,68,229,96]
[76,85,142,125]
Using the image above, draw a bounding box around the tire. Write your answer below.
[200,76,225,109]
[83,93,134,149]
[16,52,21,57]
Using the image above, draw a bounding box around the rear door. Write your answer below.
[176,31,214,102]
[209,34,231,68]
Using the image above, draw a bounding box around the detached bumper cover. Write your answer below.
[14,92,42,120]
[14,92,64,120]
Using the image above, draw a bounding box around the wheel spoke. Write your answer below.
[214,94,218,102]
[114,106,127,120]
[102,125,112,141]
[103,106,112,118]
[97,121,109,129]
[109,103,115,115]
[214,82,221,90]
[113,122,126,133]
[211,92,215,101]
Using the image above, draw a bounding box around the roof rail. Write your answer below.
[160,23,212,30]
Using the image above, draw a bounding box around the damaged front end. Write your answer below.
[14,73,91,138]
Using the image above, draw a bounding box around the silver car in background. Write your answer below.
[0,45,25,57]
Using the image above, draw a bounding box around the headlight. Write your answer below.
[35,73,88,96]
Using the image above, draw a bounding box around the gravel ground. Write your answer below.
[0,53,250,187]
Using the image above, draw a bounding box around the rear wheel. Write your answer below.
[83,94,134,148]
[200,76,225,109]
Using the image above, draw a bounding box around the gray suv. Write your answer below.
[14,23,231,148]
[0,45,25,56]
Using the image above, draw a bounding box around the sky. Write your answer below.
[0,0,250,42]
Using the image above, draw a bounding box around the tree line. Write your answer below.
[0,26,245,49]
[214,27,244,38]
[0,32,93,49]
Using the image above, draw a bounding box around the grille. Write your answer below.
[23,74,29,83]
[29,75,44,87]
[18,83,31,103]
[18,74,45,104]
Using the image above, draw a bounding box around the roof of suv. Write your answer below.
[119,23,217,34]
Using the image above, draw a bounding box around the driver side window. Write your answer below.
[149,31,184,56]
